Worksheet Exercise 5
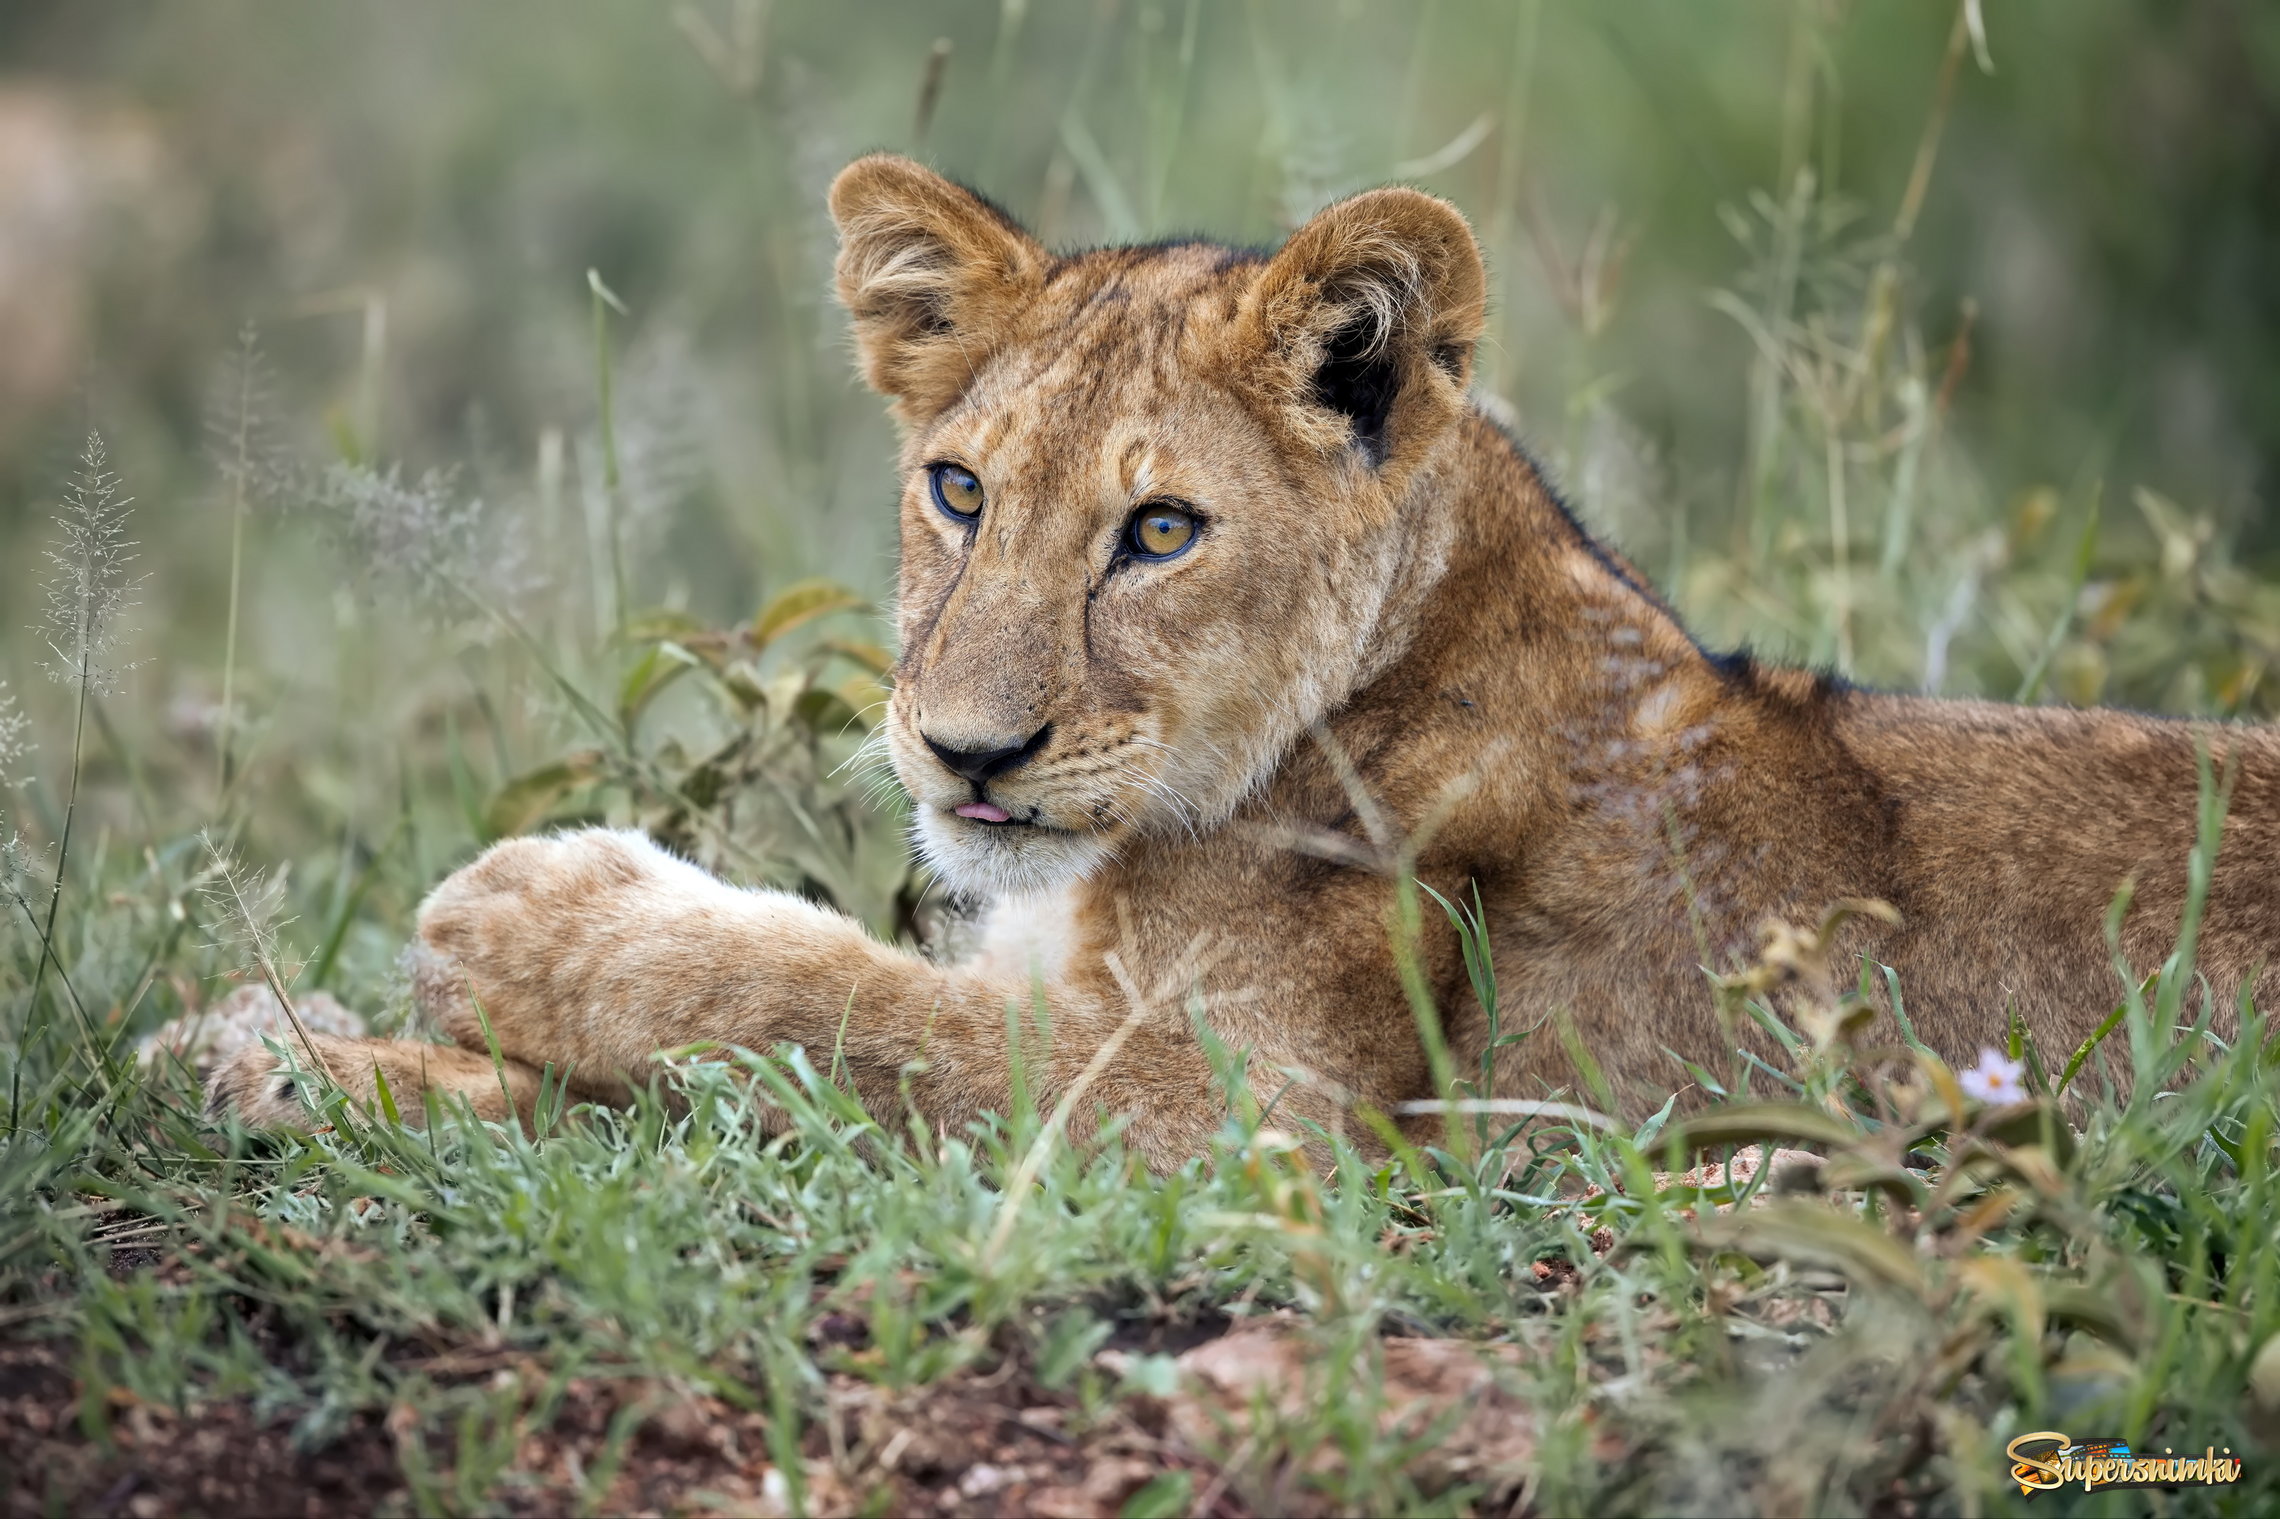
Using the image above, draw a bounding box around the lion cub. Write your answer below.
[214,156,2280,1158]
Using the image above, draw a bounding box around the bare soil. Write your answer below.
[0,1334,1242,1518]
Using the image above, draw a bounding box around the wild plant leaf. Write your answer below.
[484,750,606,838]
[445,711,488,842]
[1953,1255,2046,1345]
[1817,1152,1927,1206]
[1977,1099,2078,1166]
[2043,1284,2146,1353]
[2247,1332,2280,1413]
[1120,1472,1195,1519]
[793,685,859,737]
[1660,1046,1729,1098]
[1916,1050,1970,1132]
[1703,1203,1928,1296]
[752,578,865,649]
[1877,963,1935,1056]
[370,1060,401,1127]
[617,640,701,727]
[1035,1308,1113,1390]
[1666,1102,1864,1154]
[1632,1091,1679,1150]
[621,608,711,643]
[835,674,891,726]
[721,661,767,712]
[822,636,895,675]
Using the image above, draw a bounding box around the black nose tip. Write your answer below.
[922,724,1051,785]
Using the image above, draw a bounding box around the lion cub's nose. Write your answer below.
[922,723,1052,785]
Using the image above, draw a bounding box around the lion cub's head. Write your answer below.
[828,155,1485,897]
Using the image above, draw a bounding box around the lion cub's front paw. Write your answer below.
[206,1029,542,1132]
[412,828,692,1060]
[205,1031,358,1128]
[143,984,365,1078]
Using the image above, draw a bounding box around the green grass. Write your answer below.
[4,804,2278,1512]
[6,3,2280,1513]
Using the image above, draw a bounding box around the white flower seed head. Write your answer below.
[0,681,31,785]
[197,831,299,978]
[36,432,145,696]
[318,461,535,619]
[206,324,297,509]
[1,824,47,914]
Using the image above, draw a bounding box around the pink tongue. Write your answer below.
[955,801,1012,823]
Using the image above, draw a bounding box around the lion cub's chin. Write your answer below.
[912,803,1115,901]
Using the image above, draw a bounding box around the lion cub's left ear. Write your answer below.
[1231,187,1486,471]
[828,154,1050,426]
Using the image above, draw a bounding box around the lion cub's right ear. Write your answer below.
[828,154,1049,426]
[1230,186,1486,475]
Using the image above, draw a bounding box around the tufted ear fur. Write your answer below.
[828,154,1050,426]
[1230,187,1486,471]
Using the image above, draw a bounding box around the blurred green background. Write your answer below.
[2,0,2278,908]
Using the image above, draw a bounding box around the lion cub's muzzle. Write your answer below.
[922,722,1050,785]
[920,720,1052,824]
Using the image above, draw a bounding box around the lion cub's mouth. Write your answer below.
[950,799,1065,831]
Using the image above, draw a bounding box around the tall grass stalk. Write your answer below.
[978,0,1032,182]
[198,832,339,1090]
[588,268,631,639]
[911,35,953,149]
[1140,0,1202,228]
[1,832,109,1091]
[211,326,266,799]
[1481,0,1541,400]
[21,435,143,1099]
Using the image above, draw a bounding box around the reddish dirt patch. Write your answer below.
[458,1366,1228,1518]
[0,1336,1226,1518]
[1,1340,403,1519]
[4,1318,1543,1516]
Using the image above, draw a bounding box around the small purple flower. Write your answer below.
[1958,1047,2027,1105]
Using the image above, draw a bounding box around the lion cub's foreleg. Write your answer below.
[206,1032,545,1132]
[216,829,1224,1166]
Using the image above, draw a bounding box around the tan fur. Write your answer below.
[212,157,2280,1158]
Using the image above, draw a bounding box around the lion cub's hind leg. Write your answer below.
[206,1033,546,1134]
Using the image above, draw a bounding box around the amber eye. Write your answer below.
[1124,503,1199,561]
[928,462,985,522]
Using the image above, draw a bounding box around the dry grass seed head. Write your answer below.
[0,680,32,784]
[37,432,144,696]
